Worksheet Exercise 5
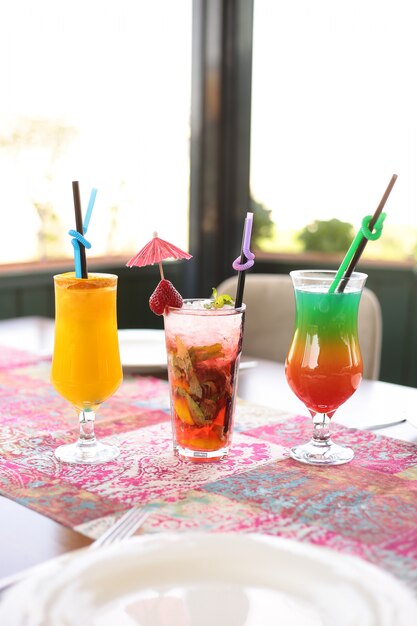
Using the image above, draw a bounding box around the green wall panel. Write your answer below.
[0,290,18,319]
[0,259,416,387]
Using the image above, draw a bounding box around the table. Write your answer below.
[1,325,417,597]
[238,359,417,443]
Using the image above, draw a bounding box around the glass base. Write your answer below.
[174,444,229,462]
[55,440,120,464]
[290,439,354,466]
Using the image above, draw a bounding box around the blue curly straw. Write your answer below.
[69,187,97,278]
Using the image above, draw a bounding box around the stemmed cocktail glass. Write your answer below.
[51,272,123,464]
[285,270,367,465]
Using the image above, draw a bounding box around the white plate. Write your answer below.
[0,322,167,373]
[118,329,167,373]
[0,316,55,357]
[0,533,415,625]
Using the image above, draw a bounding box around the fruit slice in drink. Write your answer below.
[168,338,237,452]
[164,300,244,461]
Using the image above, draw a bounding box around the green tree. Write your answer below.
[297,218,354,253]
[250,196,274,248]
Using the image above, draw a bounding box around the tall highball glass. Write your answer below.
[164,299,245,461]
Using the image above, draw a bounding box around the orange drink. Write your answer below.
[51,272,122,409]
[51,272,122,464]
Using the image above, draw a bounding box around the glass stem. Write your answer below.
[78,409,96,446]
[312,413,331,446]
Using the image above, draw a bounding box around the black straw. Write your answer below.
[72,181,88,279]
[337,174,397,292]
[234,251,246,308]
[234,212,254,308]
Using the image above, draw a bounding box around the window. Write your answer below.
[251,0,417,261]
[0,0,192,265]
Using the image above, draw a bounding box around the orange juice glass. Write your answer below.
[51,272,122,464]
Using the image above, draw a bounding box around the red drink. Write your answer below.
[285,270,367,465]
[285,288,363,416]
[164,299,245,461]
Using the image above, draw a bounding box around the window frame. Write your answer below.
[189,0,254,296]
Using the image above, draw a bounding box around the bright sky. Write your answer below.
[2,1,417,263]
[250,0,417,231]
[0,0,191,263]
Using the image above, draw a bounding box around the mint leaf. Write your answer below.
[204,287,235,309]
[214,293,234,308]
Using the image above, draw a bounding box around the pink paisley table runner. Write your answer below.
[1,346,417,595]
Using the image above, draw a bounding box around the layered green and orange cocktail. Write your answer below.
[286,287,363,415]
[285,270,367,465]
[163,299,245,461]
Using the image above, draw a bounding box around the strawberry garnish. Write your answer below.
[149,279,183,315]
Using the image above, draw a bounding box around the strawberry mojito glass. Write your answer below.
[51,272,123,464]
[163,299,245,461]
[285,270,367,465]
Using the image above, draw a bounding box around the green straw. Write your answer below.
[328,174,397,293]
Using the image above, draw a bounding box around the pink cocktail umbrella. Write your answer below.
[126,232,192,315]
[126,231,192,280]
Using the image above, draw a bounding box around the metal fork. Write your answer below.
[0,506,150,593]
[91,506,150,549]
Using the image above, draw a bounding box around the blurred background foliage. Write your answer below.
[252,204,417,262]
[297,218,354,253]
[250,195,275,248]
